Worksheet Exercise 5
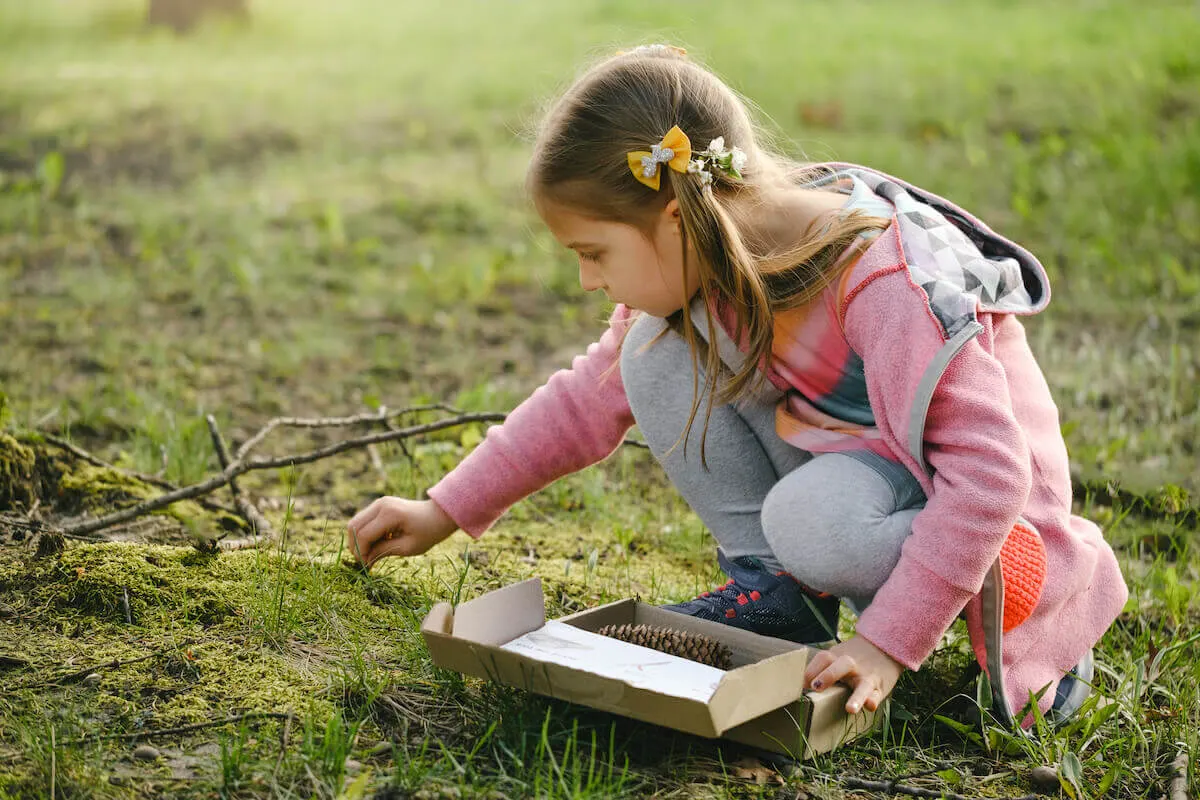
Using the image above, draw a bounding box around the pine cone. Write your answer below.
[597,623,733,670]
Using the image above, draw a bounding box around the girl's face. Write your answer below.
[538,198,700,317]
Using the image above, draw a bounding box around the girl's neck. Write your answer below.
[727,185,847,259]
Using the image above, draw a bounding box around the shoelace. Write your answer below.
[693,578,766,618]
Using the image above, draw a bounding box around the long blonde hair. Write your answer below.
[526,47,888,456]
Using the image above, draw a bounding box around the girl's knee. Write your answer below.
[760,455,917,596]
[761,473,823,546]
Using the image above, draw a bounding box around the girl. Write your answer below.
[347,45,1127,726]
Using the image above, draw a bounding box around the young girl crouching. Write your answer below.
[347,44,1127,727]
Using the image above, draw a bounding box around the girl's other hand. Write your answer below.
[346,497,458,569]
[803,634,904,715]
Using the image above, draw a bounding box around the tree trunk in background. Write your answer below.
[147,0,249,34]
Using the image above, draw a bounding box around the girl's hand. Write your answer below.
[803,634,904,715]
[346,497,458,568]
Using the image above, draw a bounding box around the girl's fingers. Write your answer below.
[804,651,835,687]
[355,511,402,551]
[363,538,402,568]
[349,499,384,533]
[809,655,857,692]
[845,679,877,714]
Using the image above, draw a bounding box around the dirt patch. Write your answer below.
[0,107,299,190]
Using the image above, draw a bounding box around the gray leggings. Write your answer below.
[619,313,926,613]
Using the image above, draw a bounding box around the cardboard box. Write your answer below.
[420,578,877,758]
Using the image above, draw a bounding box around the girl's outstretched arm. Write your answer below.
[421,304,639,537]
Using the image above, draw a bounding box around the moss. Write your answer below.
[0,544,246,627]
[0,433,37,511]
[55,462,241,533]
[0,434,247,542]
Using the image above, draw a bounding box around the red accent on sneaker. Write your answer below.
[700,592,710,598]
[749,590,761,601]
[736,593,749,606]
[725,609,736,619]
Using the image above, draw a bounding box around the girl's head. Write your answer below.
[527,45,886,443]
[528,46,758,317]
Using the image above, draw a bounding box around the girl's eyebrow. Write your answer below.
[566,241,601,250]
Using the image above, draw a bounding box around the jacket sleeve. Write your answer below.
[426,305,638,537]
[841,270,1033,670]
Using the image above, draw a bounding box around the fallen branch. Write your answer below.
[62,711,296,746]
[53,405,648,540]
[1169,748,1191,800]
[59,411,507,538]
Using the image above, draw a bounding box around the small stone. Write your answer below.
[132,744,161,761]
[82,673,102,687]
[344,759,362,774]
[108,775,127,786]
[1031,765,1059,792]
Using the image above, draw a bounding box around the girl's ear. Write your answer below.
[663,197,682,232]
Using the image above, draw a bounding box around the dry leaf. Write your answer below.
[731,757,781,786]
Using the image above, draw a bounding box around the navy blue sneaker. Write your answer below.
[663,550,840,645]
[1048,650,1095,725]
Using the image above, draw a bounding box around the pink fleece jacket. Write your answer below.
[427,166,1128,718]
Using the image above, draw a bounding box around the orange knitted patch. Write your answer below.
[999,521,1047,632]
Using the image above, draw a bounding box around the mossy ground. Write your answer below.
[2,1,1198,797]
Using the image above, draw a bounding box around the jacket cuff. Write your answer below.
[855,555,975,671]
[426,477,497,539]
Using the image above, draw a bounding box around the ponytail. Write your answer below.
[668,163,888,463]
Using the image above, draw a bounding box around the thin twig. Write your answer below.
[1169,748,1191,800]
[61,712,296,746]
[233,403,468,461]
[364,407,390,482]
[41,433,170,488]
[205,414,275,543]
[14,646,189,691]
[838,775,1039,800]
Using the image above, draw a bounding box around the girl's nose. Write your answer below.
[578,262,603,292]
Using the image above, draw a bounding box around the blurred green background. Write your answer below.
[1,2,1198,797]
[1,0,1197,493]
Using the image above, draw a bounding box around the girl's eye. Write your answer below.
[580,252,601,263]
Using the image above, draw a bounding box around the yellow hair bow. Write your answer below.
[626,125,692,191]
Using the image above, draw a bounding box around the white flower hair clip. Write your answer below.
[687,137,747,188]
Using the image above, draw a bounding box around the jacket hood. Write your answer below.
[816,163,1052,338]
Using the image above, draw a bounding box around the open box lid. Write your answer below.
[420,578,816,739]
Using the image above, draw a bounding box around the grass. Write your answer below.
[0,0,1198,797]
